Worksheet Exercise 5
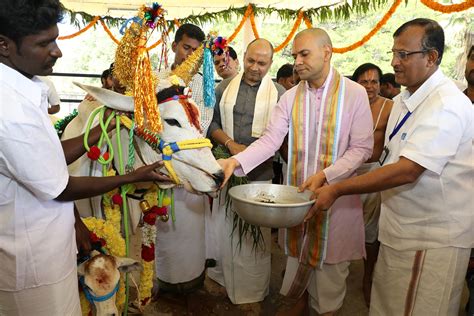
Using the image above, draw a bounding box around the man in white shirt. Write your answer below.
[304,18,473,315]
[0,1,170,315]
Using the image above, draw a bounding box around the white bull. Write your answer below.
[62,83,224,224]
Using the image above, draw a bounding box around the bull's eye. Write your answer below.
[164,119,181,128]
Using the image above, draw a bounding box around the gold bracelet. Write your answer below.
[224,139,232,148]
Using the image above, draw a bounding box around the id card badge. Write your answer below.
[379,146,389,166]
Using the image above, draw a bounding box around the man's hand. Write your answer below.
[303,184,339,222]
[217,158,240,188]
[298,171,327,194]
[227,142,247,155]
[75,211,92,257]
[131,161,173,183]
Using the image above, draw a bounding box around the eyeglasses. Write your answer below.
[389,50,428,60]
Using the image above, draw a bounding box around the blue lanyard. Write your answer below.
[389,111,412,141]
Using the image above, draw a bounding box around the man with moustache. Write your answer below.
[217,29,373,315]
[303,19,473,315]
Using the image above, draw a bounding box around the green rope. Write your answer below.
[170,189,175,222]
[114,116,130,316]
[126,120,135,172]
[83,106,115,165]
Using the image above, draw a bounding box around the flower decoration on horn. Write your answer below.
[114,3,167,133]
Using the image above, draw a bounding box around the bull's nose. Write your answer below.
[213,171,224,187]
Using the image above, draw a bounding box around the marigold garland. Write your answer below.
[333,0,402,53]
[228,5,252,42]
[58,16,100,40]
[275,10,303,53]
[100,19,120,44]
[249,11,260,39]
[420,0,473,13]
[58,1,473,54]
[303,13,313,28]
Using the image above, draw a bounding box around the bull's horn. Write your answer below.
[74,82,135,112]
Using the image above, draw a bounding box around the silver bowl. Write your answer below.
[228,184,315,228]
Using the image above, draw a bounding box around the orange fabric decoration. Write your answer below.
[58,16,100,40]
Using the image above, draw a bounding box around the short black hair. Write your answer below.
[101,69,111,80]
[277,63,294,81]
[228,46,238,60]
[352,63,383,83]
[380,73,401,88]
[468,45,474,59]
[394,18,444,65]
[0,0,64,46]
[174,23,205,44]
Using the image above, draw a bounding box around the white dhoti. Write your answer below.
[280,256,350,314]
[358,162,381,244]
[0,269,81,316]
[155,188,207,284]
[370,244,470,316]
[206,182,272,304]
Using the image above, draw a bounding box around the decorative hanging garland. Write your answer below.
[249,11,260,39]
[420,0,473,12]
[58,1,472,54]
[58,16,100,40]
[274,10,303,53]
[228,5,252,42]
[332,0,402,53]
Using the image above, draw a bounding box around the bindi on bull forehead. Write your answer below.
[84,255,118,289]
[157,85,202,132]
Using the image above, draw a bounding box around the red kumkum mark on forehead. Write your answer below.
[179,99,202,133]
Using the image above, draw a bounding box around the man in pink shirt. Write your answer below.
[218,28,373,315]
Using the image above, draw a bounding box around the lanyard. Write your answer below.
[388,111,412,141]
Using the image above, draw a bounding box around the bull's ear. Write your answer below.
[115,257,142,273]
[77,262,86,276]
[73,82,135,112]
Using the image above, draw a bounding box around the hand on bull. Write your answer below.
[129,161,173,184]
[74,208,92,257]
[217,158,241,189]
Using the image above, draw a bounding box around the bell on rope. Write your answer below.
[160,214,169,222]
[139,200,151,213]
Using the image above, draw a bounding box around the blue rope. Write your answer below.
[79,276,120,304]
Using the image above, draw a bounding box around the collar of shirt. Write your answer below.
[397,68,444,113]
[306,66,332,92]
[240,76,262,89]
[0,63,46,108]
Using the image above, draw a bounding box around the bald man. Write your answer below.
[207,38,285,304]
[217,28,373,315]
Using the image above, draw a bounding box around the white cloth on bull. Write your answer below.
[155,188,207,284]
[206,180,272,304]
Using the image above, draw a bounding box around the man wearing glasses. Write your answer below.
[302,18,473,315]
